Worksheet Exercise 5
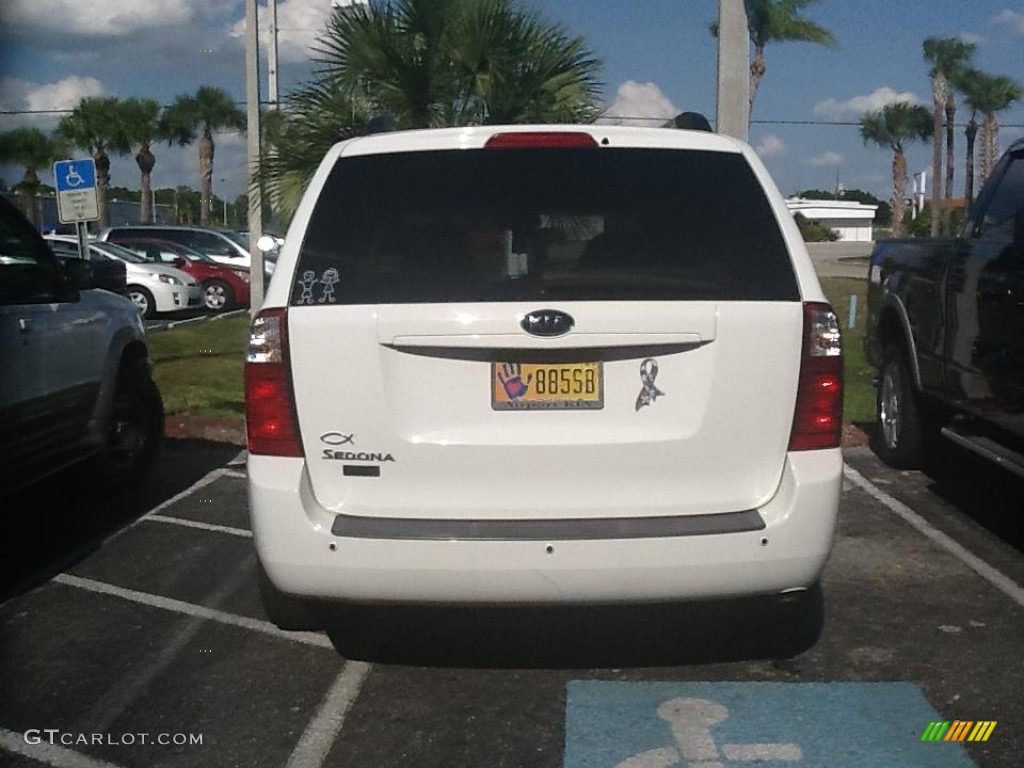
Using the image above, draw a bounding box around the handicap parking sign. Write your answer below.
[564,681,978,767]
[54,158,99,223]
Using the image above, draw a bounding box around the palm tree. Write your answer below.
[959,70,1022,205]
[119,97,176,224]
[922,37,975,235]
[860,102,932,238]
[57,96,129,229]
[258,0,601,219]
[314,0,600,129]
[165,86,245,226]
[257,84,368,220]
[0,127,65,227]
[710,0,837,120]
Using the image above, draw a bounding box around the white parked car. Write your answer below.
[245,125,844,652]
[100,225,276,280]
[45,236,203,318]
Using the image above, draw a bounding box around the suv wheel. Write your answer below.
[767,583,825,658]
[129,286,156,319]
[88,362,164,486]
[203,279,234,311]
[257,561,320,631]
[875,343,926,468]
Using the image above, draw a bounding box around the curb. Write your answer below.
[147,308,248,334]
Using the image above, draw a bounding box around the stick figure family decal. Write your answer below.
[296,269,340,305]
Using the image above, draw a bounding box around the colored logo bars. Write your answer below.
[921,720,997,742]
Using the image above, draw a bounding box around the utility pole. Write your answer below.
[245,0,264,314]
[716,0,750,141]
[268,0,280,110]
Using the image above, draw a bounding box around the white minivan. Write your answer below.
[246,125,844,648]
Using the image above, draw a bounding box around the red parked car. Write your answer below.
[113,238,251,311]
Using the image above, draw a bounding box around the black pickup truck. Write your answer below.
[865,139,1024,477]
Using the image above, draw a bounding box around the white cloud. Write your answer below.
[813,87,923,122]
[600,81,679,126]
[26,76,106,112]
[992,9,1024,35]
[0,76,106,131]
[958,32,985,45]
[231,0,337,64]
[808,151,843,167]
[755,134,785,158]
[5,0,232,36]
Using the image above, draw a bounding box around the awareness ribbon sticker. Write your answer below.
[635,358,665,411]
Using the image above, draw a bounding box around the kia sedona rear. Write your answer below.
[246,125,843,635]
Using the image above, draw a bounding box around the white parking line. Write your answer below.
[844,464,1024,609]
[0,727,124,768]
[285,662,373,768]
[52,573,333,649]
[77,563,257,735]
[146,514,252,538]
[144,468,229,518]
[223,468,247,479]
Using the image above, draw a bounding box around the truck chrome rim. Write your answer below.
[880,368,900,448]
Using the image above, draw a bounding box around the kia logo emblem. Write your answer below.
[521,309,574,337]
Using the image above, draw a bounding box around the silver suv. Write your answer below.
[245,126,844,648]
[0,197,164,495]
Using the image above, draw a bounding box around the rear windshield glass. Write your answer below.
[293,147,798,305]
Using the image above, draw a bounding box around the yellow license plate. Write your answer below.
[492,362,603,410]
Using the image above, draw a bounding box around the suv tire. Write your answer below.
[874,343,927,468]
[257,561,321,631]
[768,583,825,658]
[87,362,164,486]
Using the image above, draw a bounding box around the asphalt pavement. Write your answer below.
[1,439,1022,768]
[805,241,873,279]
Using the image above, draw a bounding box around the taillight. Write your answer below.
[245,308,303,456]
[788,302,843,451]
[484,131,599,149]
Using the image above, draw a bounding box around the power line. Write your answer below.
[2,106,1021,130]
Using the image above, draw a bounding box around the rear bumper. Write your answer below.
[248,449,842,604]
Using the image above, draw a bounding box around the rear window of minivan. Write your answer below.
[292,147,799,305]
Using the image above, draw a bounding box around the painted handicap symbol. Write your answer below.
[65,167,84,188]
[614,698,802,768]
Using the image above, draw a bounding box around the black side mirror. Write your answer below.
[62,258,93,291]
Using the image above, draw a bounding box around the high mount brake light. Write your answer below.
[788,302,844,451]
[484,132,599,149]
[245,308,303,457]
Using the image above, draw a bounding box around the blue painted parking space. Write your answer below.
[564,681,977,768]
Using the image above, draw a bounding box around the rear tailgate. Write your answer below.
[290,300,802,520]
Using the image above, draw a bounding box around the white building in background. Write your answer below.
[785,198,879,242]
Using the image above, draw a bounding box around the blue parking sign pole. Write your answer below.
[76,221,88,263]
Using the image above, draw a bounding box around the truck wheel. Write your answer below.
[875,343,925,468]
[257,561,320,631]
[88,362,164,486]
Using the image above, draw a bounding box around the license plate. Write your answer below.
[492,362,603,410]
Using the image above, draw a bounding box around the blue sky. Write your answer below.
[1,0,1022,206]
